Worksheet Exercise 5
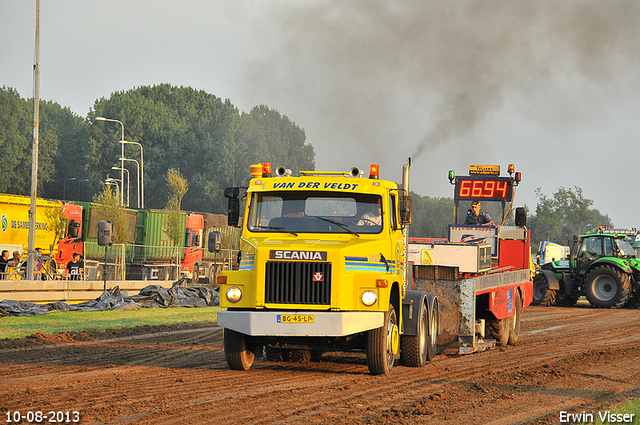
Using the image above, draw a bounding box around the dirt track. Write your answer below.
[2,303,640,424]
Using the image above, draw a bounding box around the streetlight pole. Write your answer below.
[77,178,89,201]
[120,157,140,208]
[96,117,125,206]
[112,167,130,207]
[105,178,121,198]
[122,140,144,208]
[63,177,76,201]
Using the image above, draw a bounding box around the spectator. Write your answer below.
[66,253,84,280]
[0,250,9,279]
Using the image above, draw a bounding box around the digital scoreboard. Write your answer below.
[454,176,513,202]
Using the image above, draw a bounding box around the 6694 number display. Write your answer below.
[5,411,80,423]
[454,177,512,201]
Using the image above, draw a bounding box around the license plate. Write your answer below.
[277,314,314,324]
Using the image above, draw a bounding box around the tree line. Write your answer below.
[0,84,315,213]
[1,84,613,248]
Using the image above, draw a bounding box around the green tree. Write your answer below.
[92,186,132,244]
[164,168,189,247]
[0,87,63,195]
[528,186,613,247]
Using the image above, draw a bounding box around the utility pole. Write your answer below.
[26,0,40,280]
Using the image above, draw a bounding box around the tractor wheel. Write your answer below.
[508,291,522,345]
[488,315,511,347]
[366,303,399,375]
[555,283,579,307]
[532,274,556,306]
[223,328,255,370]
[584,266,631,309]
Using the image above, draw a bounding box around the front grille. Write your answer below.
[265,261,331,305]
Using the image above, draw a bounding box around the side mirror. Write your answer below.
[515,207,526,227]
[68,220,80,238]
[399,195,412,225]
[228,197,240,227]
[97,221,113,246]
[224,187,241,227]
[208,231,222,253]
[224,187,240,198]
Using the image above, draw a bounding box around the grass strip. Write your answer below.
[0,307,221,340]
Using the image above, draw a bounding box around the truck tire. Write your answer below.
[508,291,522,345]
[488,315,511,347]
[224,328,255,370]
[400,302,437,367]
[585,266,631,309]
[532,274,556,306]
[366,303,399,375]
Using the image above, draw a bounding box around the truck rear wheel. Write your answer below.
[532,274,556,306]
[508,291,522,345]
[585,266,631,309]
[366,303,399,375]
[400,302,437,367]
[224,328,255,370]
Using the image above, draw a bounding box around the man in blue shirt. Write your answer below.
[464,201,495,226]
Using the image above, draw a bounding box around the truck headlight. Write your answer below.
[226,287,242,303]
[361,290,377,306]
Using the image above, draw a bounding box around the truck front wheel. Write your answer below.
[367,303,399,375]
[224,328,255,370]
[585,266,631,309]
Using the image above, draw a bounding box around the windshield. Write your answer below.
[615,239,636,257]
[248,191,383,234]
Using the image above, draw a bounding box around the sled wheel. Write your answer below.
[224,328,255,371]
[367,303,399,375]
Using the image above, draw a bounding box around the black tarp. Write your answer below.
[0,279,220,317]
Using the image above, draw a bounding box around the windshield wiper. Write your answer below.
[314,217,360,237]
[251,225,298,236]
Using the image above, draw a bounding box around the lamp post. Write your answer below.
[105,178,121,198]
[96,117,125,206]
[77,178,89,200]
[112,167,130,207]
[63,177,76,201]
[120,157,140,208]
[121,140,144,208]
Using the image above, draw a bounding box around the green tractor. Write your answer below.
[532,228,640,308]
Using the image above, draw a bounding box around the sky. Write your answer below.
[2,0,640,228]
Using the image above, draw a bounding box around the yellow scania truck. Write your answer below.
[215,159,438,375]
[214,160,532,375]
